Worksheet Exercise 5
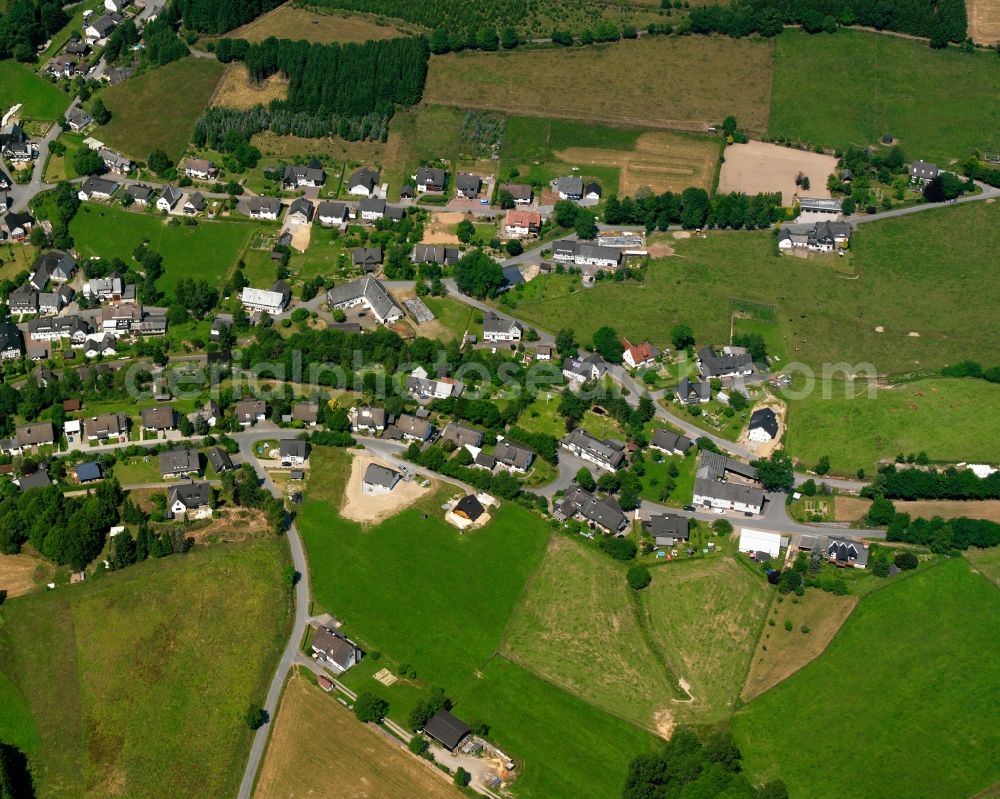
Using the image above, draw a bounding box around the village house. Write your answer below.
[347,167,379,197]
[279,439,309,466]
[155,185,182,212]
[18,470,52,493]
[649,429,694,456]
[534,344,553,361]
[394,413,434,442]
[411,244,459,266]
[3,211,33,240]
[291,402,319,427]
[6,422,56,455]
[98,148,132,175]
[8,285,38,315]
[0,124,33,161]
[621,337,658,369]
[311,626,361,673]
[350,247,382,272]
[183,158,218,180]
[643,513,690,547]
[234,399,267,426]
[693,451,765,514]
[562,428,626,472]
[166,482,212,520]
[183,192,206,215]
[326,277,403,325]
[350,405,386,434]
[554,176,584,200]
[405,366,463,400]
[358,197,386,222]
[910,160,939,184]
[207,446,234,473]
[140,405,175,432]
[562,353,608,384]
[483,311,522,343]
[75,462,102,483]
[450,494,486,526]
[85,14,120,44]
[554,486,628,534]
[287,197,313,224]
[361,463,402,495]
[503,208,541,239]
[83,412,128,441]
[748,408,779,443]
[316,201,348,227]
[33,251,76,284]
[777,221,852,253]
[245,196,281,221]
[697,346,753,379]
[552,240,621,269]
[78,176,119,201]
[100,303,143,332]
[455,173,481,199]
[502,183,533,205]
[282,160,326,188]
[158,448,200,478]
[414,166,446,193]
[441,422,483,450]
[241,281,291,315]
[66,106,93,131]
[797,197,842,221]
[826,537,869,569]
[494,440,534,473]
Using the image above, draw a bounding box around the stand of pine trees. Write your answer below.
[174,0,284,34]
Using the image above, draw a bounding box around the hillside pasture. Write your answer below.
[0,541,290,799]
[212,63,288,110]
[733,559,1000,799]
[232,4,422,42]
[0,61,70,121]
[770,29,1000,163]
[254,673,463,799]
[425,37,773,133]
[99,57,225,161]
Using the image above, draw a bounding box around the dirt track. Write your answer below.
[340,453,429,525]
[718,140,838,205]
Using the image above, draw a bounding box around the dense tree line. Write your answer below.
[605,189,783,231]
[193,105,392,146]
[0,0,67,61]
[691,0,967,44]
[879,502,1000,551]
[0,742,35,799]
[175,0,284,34]
[940,359,1000,383]
[862,464,1000,501]
[307,0,528,39]
[141,17,190,67]
[453,249,505,298]
[961,156,1000,188]
[405,439,523,498]
[214,35,428,118]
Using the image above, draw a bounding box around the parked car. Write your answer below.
[683,504,696,512]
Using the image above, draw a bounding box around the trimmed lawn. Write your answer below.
[638,450,696,507]
[98,58,225,161]
[420,295,476,342]
[502,535,679,731]
[515,392,567,438]
[69,204,254,298]
[0,61,70,121]
[782,377,1000,475]
[733,559,1000,799]
[455,656,659,799]
[640,557,771,724]
[965,546,1000,587]
[505,201,1000,375]
[114,455,169,485]
[770,29,1000,163]
[0,540,290,799]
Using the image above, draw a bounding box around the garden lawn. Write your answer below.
[515,392,567,438]
[0,60,71,121]
[455,656,659,799]
[638,450,696,507]
[0,540,290,799]
[770,29,1000,163]
[420,295,476,342]
[782,377,1000,475]
[69,204,254,298]
[503,201,1000,374]
[297,447,550,689]
[732,558,1000,799]
[98,57,225,161]
[640,557,771,724]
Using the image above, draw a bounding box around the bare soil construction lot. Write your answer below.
[254,673,463,799]
[425,37,773,133]
[232,5,421,44]
[835,497,1000,524]
[967,0,1000,44]
[340,453,429,525]
[421,211,463,244]
[212,63,288,110]
[718,140,837,204]
[554,131,720,194]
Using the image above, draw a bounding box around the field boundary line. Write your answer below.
[494,530,557,654]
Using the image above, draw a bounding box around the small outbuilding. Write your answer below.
[423,709,471,751]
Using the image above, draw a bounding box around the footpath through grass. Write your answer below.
[770,29,1000,163]
[0,539,290,799]
[733,558,1000,799]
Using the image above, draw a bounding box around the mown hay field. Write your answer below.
[212,63,288,110]
[232,4,424,43]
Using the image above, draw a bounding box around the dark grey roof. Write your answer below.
[415,166,446,186]
[80,176,119,197]
[288,197,313,219]
[247,196,280,215]
[552,239,621,264]
[503,183,533,201]
[563,428,625,470]
[826,537,869,567]
[19,470,52,492]
[316,201,347,220]
[354,406,386,429]
[0,321,24,353]
[283,163,325,184]
[351,247,382,267]
[412,244,459,265]
[159,185,182,205]
[650,428,693,454]
[698,346,753,377]
[75,461,102,482]
[749,408,779,437]
[279,439,308,459]
[698,451,758,482]
[494,440,534,470]
[126,183,154,202]
[483,311,521,336]
[326,277,401,323]
[555,176,583,197]
[159,448,200,474]
[441,423,483,448]
[363,463,401,489]
[645,513,689,543]
[556,487,627,532]
[395,413,433,439]
[168,481,210,509]
[474,451,496,469]
[456,173,480,194]
[677,377,710,402]
[207,446,234,472]
[358,197,386,215]
[311,626,359,669]
[349,167,379,192]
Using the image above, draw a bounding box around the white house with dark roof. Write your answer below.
[347,167,379,197]
[287,197,313,224]
[910,160,939,184]
[183,158,217,180]
[412,244,459,265]
[362,463,402,495]
[316,201,348,227]
[562,354,608,384]
[483,311,522,343]
[552,240,621,269]
[326,277,402,325]
[414,166,446,193]
[166,481,211,520]
[283,161,326,188]
[697,346,753,379]
[562,428,626,472]
[0,321,23,360]
[311,626,360,673]
[554,486,628,534]
[494,439,534,473]
[156,185,182,212]
[554,176,583,200]
[394,413,434,441]
[502,183,533,205]
[693,451,765,514]
[358,197,386,222]
[650,429,693,456]
[244,196,281,221]
[826,537,869,569]
[748,408,779,443]
[78,176,119,201]
[455,173,481,199]
[351,405,386,433]
[644,513,690,547]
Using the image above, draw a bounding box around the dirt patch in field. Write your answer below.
[187,507,270,543]
[232,4,421,44]
[553,131,719,194]
[647,242,675,257]
[340,453,430,525]
[967,0,1000,44]
[0,552,51,597]
[255,673,463,799]
[672,230,692,239]
[421,212,463,245]
[718,140,838,205]
[742,590,858,701]
[288,222,311,252]
[212,63,288,110]
[835,496,1000,524]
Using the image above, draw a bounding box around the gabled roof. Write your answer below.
[415,166,446,185]
[348,167,379,191]
[455,173,481,193]
[316,200,347,219]
[483,311,521,336]
[363,462,401,489]
[279,439,308,459]
[563,428,625,469]
[644,513,689,542]
[650,428,693,454]
[326,277,401,323]
[826,537,869,566]
[159,448,199,474]
[207,446,234,472]
[556,487,627,532]
[358,197,386,214]
[288,197,313,218]
[168,481,210,509]
[247,196,281,215]
[454,494,485,521]
[502,183,533,201]
[140,405,175,429]
[75,461,102,482]
[351,247,382,267]
[80,176,120,196]
[412,244,459,264]
[441,422,483,448]
[494,440,534,470]
[19,470,52,492]
[0,321,24,353]
[555,176,583,196]
[749,408,779,438]
[158,185,182,205]
[311,626,359,669]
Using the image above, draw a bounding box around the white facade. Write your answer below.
[738,528,785,558]
[240,286,287,314]
[748,426,774,443]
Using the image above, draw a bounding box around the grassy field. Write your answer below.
[770,29,1000,162]
[69,204,254,297]
[425,37,773,133]
[965,546,1000,586]
[502,536,678,732]
[782,378,1000,475]
[254,673,463,799]
[638,449,697,507]
[420,294,477,342]
[212,63,288,110]
[232,4,423,42]
[0,540,290,799]
[0,60,71,121]
[99,58,225,161]
[455,656,659,799]
[503,201,1000,374]
[640,557,771,725]
[733,559,1000,799]
[741,589,857,701]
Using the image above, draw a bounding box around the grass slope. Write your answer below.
[770,29,1000,162]
[504,201,1000,374]
[455,657,658,799]
[0,540,290,799]
[425,37,773,133]
[69,204,253,297]
[98,58,225,161]
[782,377,1000,474]
[0,60,71,121]
[733,559,1000,799]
